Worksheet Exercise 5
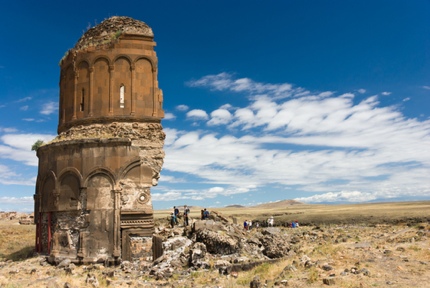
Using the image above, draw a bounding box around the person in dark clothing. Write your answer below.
[203,208,209,219]
[173,206,179,224]
[183,205,190,226]
[170,213,175,228]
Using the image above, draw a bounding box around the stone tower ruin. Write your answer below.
[34,16,165,264]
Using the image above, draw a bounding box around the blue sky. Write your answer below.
[0,1,429,211]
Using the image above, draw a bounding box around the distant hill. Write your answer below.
[252,199,303,209]
[221,200,303,209]
[224,204,245,208]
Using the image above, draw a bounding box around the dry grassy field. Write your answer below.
[154,200,430,226]
[0,201,429,287]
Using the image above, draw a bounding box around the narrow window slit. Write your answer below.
[80,88,85,111]
[120,85,125,108]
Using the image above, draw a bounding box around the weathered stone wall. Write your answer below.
[35,16,165,264]
[58,17,163,134]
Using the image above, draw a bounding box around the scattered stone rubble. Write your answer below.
[0,216,429,287]
[0,212,33,223]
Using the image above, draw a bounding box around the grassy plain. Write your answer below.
[0,201,429,287]
[0,220,34,261]
[154,200,430,226]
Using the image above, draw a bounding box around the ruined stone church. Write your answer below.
[34,16,165,263]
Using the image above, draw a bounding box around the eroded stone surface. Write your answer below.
[34,16,165,264]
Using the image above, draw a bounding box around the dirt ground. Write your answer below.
[0,202,429,287]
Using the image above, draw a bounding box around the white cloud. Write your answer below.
[0,133,55,166]
[160,73,430,203]
[20,105,29,111]
[0,164,35,186]
[0,196,34,212]
[187,72,293,97]
[152,185,256,201]
[208,108,232,126]
[40,101,58,115]
[176,105,189,111]
[186,109,209,120]
[381,91,391,96]
[358,88,366,94]
[164,113,176,120]
[423,86,430,90]
[294,190,377,203]
[0,127,18,133]
[16,97,32,103]
[0,196,33,204]
[403,97,410,102]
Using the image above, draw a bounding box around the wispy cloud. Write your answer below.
[164,113,176,120]
[40,101,58,115]
[176,105,189,111]
[0,196,33,204]
[0,133,56,166]
[160,73,430,203]
[0,164,35,186]
[186,109,209,120]
[187,72,294,98]
[423,86,430,90]
[152,185,256,201]
[0,196,34,212]
[16,97,32,103]
[0,127,18,133]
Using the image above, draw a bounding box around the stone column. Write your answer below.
[152,66,157,116]
[130,64,135,116]
[109,65,114,115]
[72,71,78,120]
[88,66,94,117]
[113,189,121,258]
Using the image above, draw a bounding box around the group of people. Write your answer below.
[244,218,298,230]
[200,208,210,220]
[169,208,298,229]
[170,205,191,228]
[243,220,259,230]
[169,205,214,228]
[290,220,299,228]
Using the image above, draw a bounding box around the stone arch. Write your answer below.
[61,64,75,123]
[85,167,116,211]
[119,158,153,185]
[133,56,155,70]
[58,167,84,183]
[77,60,91,71]
[40,171,57,213]
[82,171,115,260]
[57,168,83,211]
[92,55,111,67]
[85,167,115,187]
[93,57,110,116]
[134,58,154,116]
[113,56,132,114]
[113,54,133,64]
[119,158,141,181]
[77,61,90,117]
[118,159,153,209]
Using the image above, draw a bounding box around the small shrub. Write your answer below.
[307,266,319,284]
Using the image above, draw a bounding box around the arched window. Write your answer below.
[120,84,125,108]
